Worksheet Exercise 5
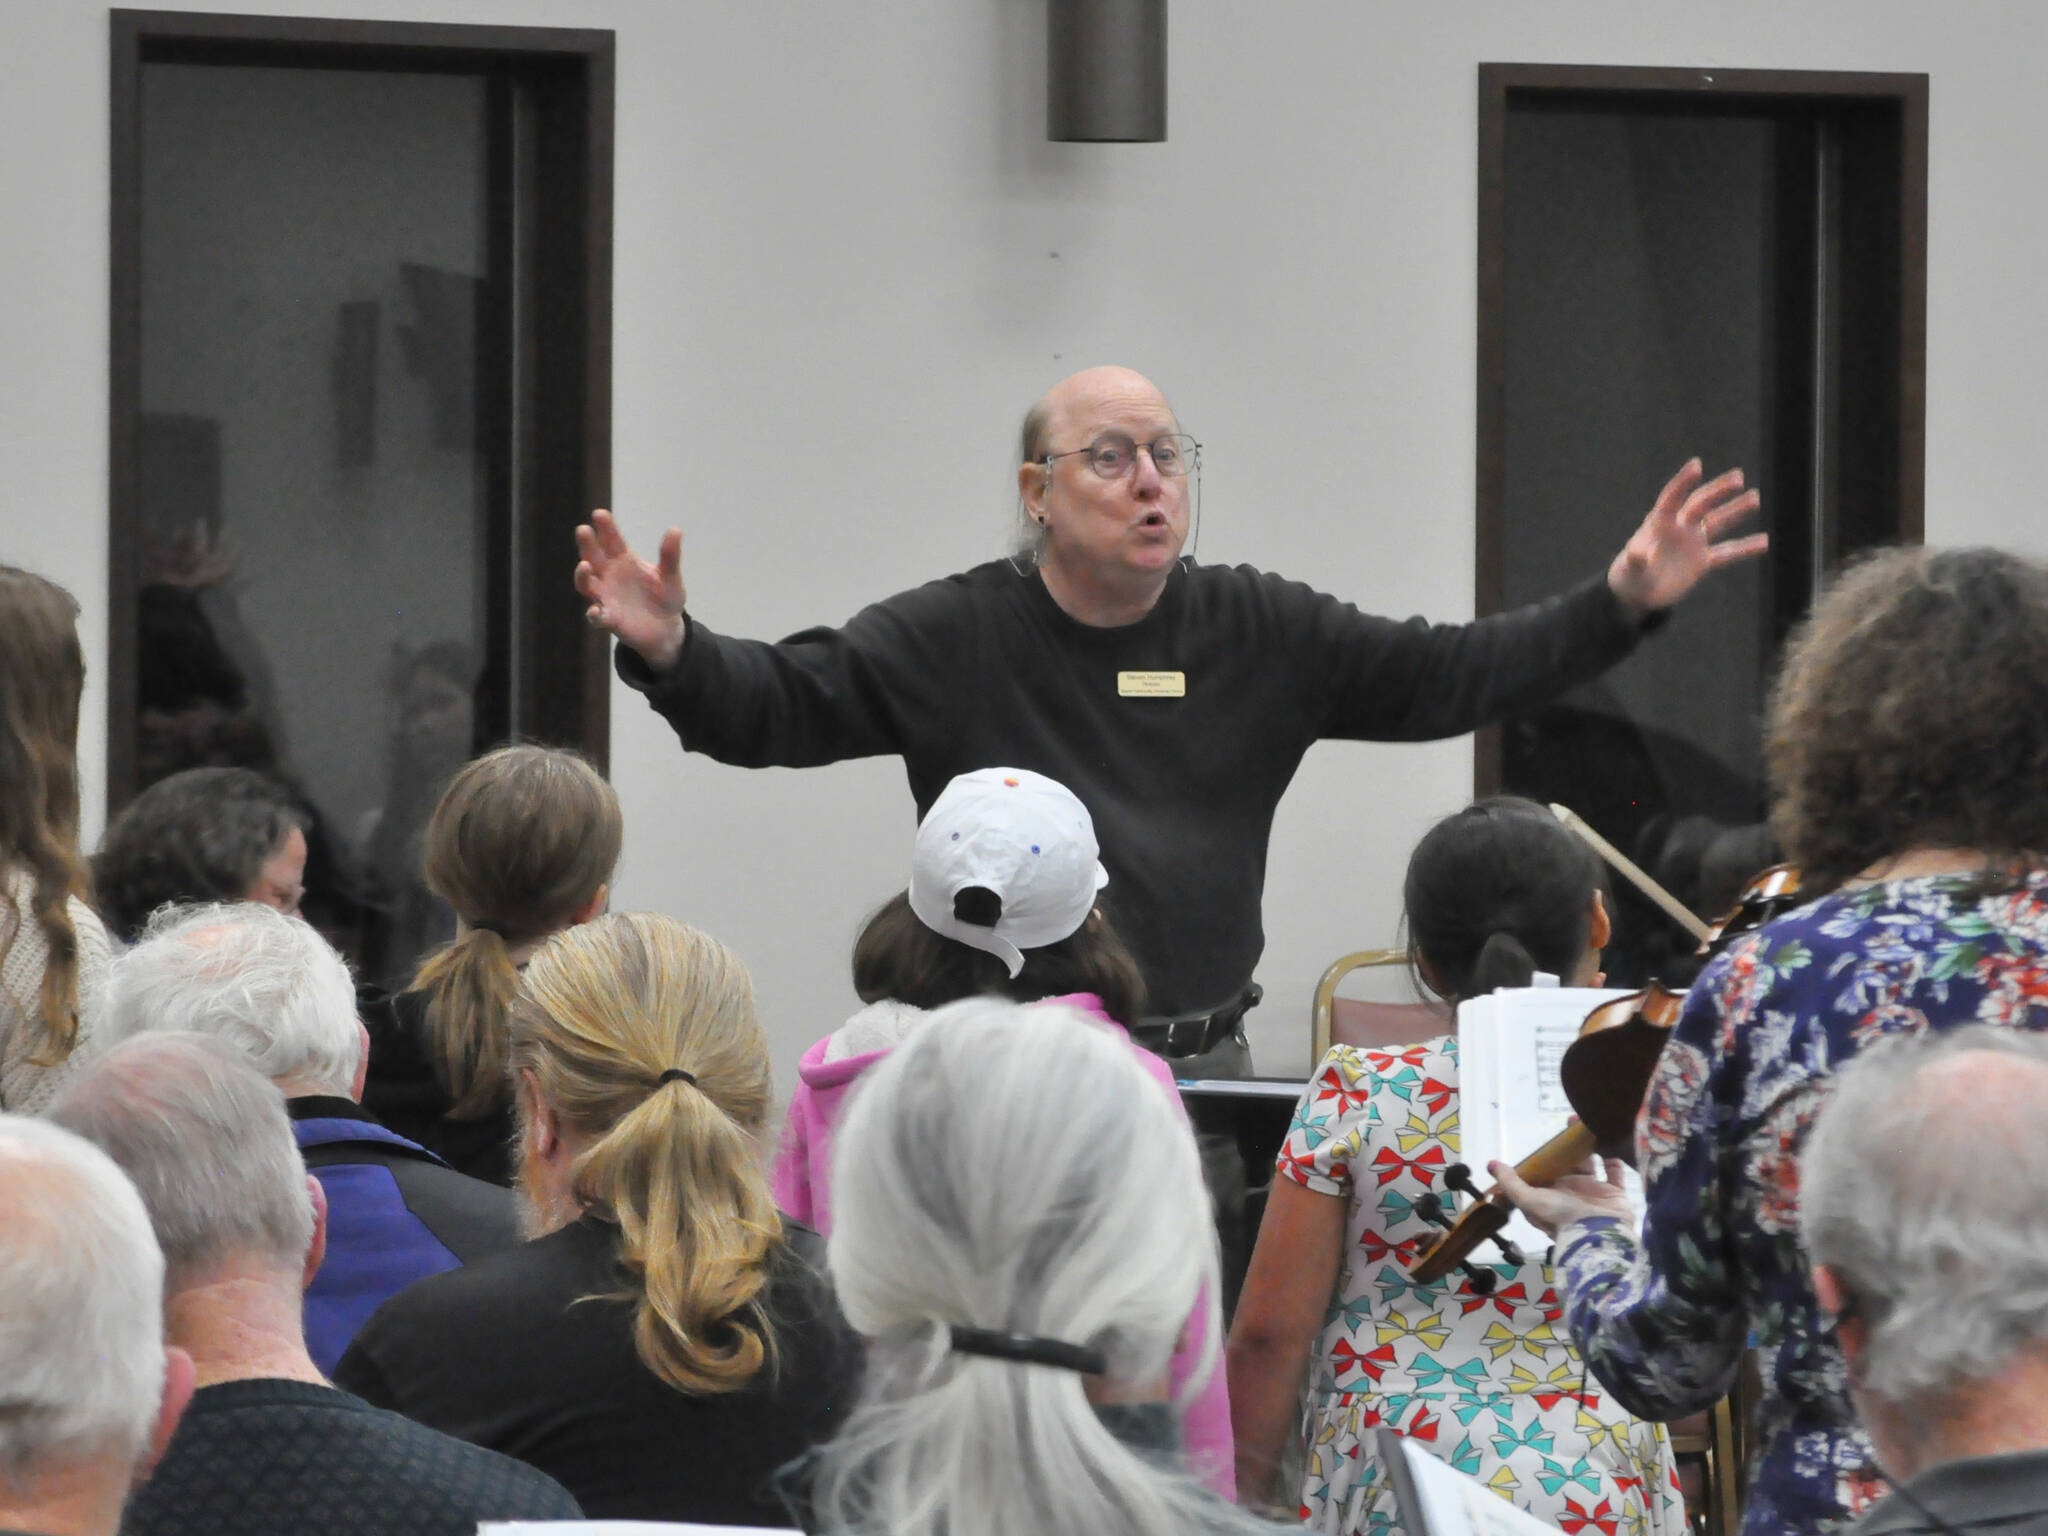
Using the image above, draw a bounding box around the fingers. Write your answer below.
[1697,490,1762,539]
[1677,466,1747,523]
[573,560,598,600]
[1487,1159,1532,1206]
[1602,1157,1627,1188]
[1648,458,1705,522]
[656,527,683,586]
[1705,532,1771,568]
[587,508,631,561]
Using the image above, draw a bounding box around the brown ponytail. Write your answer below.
[0,567,89,1062]
[412,745,622,1120]
[512,912,781,1395]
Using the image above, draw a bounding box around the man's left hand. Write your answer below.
[1607,459,1768,616]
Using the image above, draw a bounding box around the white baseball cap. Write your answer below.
[907,767,1110,979]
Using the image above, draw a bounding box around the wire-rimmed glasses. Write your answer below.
[1043,432,1201,480]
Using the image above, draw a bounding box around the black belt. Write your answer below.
[1131,984,1263,1060]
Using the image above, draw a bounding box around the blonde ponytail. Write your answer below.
[512,912,782,1395]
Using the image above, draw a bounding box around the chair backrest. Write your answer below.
[1311,949,1452,1061]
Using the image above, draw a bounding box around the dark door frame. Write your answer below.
[1473,62,1928,794]
[108,9,615,806]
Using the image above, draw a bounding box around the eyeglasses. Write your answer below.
[1044,432,1200,480]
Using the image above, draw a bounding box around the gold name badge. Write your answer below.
[1117,670,1186,698]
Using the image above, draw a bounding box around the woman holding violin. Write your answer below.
[1494,547,2048,1536]
[1228,797,1683,1536]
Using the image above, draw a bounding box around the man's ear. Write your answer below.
[349,1020,371,1102]
[1017,459,1048,520]
[518,1068,558,1159]
[302,1174,329,1293]
[1813,1264,1867,1369]
[133,1345,197,1485]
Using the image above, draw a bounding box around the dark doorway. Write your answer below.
[1474,65,1927,986]
[110,12,613,988]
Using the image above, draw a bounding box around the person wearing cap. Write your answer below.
[575,365,1765,1057]
[770,765,1240,1498]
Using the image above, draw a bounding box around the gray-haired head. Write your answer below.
[0,1113,168,1481]
[1802,1025,2048,1403]
[814,999,1269,1536]
[50,1033,316,1293]
[100,901,362,1097]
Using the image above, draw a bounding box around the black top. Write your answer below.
[621,558,1649,1013]
[1853,1449,2048,1536]
[334,1215,862,1526]
[121,1378,580,1536]
[358,986,517,1187]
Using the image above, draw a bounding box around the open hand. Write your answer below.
[1607,460,1768,616]
[574,509,688,671]
[1488,1155,1635,1239]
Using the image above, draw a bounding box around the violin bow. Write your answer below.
[1548,803,1712,944]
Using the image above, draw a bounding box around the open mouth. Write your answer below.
[1138,511,1169,529]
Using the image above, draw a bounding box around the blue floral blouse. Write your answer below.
[1553,871,2048,1536]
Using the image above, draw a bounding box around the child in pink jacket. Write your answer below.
[772,767,1238,1500]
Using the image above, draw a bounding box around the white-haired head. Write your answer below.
[100,901,362,1097]
[1802,1025,2048,1405]
[814,999,1268,1536]
[0,1114,169,1484]
[51,1033,317,1293]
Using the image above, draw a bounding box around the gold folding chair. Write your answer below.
[1310,948,1453,1061]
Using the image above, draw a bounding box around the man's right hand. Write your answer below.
[574,509,688,672]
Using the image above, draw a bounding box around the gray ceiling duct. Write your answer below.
[1047,0,1166,143]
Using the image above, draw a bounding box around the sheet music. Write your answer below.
[1455,987,1641,1256]
[1378,1427,1565,1536]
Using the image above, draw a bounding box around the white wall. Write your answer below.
[6,0,2048,1093]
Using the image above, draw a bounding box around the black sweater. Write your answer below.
[620,559,1647,1014]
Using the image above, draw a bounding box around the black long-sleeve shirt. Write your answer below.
[620,559,1648,1014]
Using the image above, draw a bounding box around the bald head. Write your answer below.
[1020,366,1176,464]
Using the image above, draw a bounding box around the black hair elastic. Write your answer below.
[656,1068,696,1088]
[948,1325,1106,1375]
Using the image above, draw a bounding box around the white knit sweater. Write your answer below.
[0,869,115,1113]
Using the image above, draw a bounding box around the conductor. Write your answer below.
[576,365,1763,1068]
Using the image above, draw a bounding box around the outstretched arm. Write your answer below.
[574,508,688,671]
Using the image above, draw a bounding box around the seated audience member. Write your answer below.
[1227,796,1681,1533]
[0,1114,191,1536]
[1492,547,2048,1536]
[1,566,116,1112]
[809,999,1273,1536]
[49,1033,581,1535]
[1801,1027,2048,1534]
[91,766,309,941]
[363,743,621,1186]
[771,765,1235,1495]
[102,902,518,1372]
[336,913,862,1525]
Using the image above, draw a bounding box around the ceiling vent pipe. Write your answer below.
[1047,0,1165,143]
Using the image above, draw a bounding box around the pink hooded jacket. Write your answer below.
[770,993,1238,1501]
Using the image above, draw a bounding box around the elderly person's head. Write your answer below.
[1802,1026,2048,1481]
[92,768,309,941]
[0,1113,193,1536]
[1015,367,1195,600]
[101,902,365,1100]
[51,1034,322,1300]
[511,912,780,1395]
[812,999,1256,1536]
[1767,546,2048,893]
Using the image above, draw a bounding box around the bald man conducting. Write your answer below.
[579,366,1762,1057]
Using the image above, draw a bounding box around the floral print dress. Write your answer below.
[1279,1035,1684,1536]
[1554,872,2048,1536]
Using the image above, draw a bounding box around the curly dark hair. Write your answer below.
[1766,546,2048,894]
[92,767,307,943]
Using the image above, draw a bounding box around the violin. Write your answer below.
[1404,830,1804,1288]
